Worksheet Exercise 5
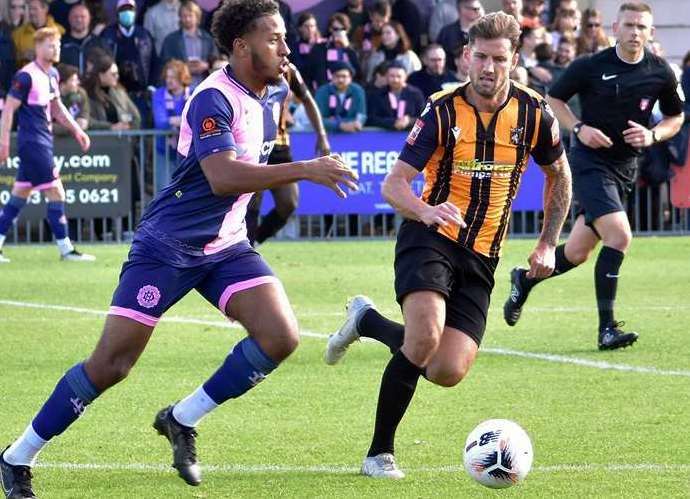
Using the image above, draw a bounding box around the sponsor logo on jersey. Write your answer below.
[406,119,424,145]
[601,73,618,81]
[200,117,221,139]
[510,126,523,145]
[451,126,461,141]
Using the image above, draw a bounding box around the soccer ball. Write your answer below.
[463,419,533,489]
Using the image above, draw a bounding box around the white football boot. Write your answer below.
[0,250,9,263]
[324,295,374,365]
[361,453,405,479]
[60,249,96,262]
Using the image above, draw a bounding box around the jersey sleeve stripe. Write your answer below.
[426,98,456,206]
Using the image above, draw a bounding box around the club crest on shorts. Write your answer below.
[137,285,161,309]
[510,126,524,145]
[639,98,650,111]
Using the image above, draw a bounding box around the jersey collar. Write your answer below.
[223,65,271,103]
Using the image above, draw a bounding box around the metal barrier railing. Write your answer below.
[2,129,689,244]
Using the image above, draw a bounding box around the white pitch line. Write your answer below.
[34,461,690,475]
[482,348,690,377]
[2,300,690,377]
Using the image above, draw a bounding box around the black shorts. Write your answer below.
[268,144,293,165]
[569,146,634,227]
[394,220,497,346]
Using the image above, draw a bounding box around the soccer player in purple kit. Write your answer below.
[0,1,358,496]
[0,26,93,263]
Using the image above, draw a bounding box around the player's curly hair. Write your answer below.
[212,0,279,55]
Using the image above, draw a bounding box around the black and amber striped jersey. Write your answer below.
[275,63,310,147]
[398,81,564,258]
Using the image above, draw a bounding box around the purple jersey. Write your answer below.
[138,66,288,261]
[8,62,59,151]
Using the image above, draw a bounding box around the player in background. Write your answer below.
[0,1,357,496]
[0,26,93,263]
[245,62,330,246]
[502,2,684,350]
[324,12,572,478]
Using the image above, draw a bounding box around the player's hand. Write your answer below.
[75,129,91,152]
[0,142,9,164]
[526,241,556,279]
[419,201,466,228]
[577,125,613,149]
[305,153,359,198]
[316,135,331,156]
[622,120,653,148]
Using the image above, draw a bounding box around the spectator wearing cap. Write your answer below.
[366,61,424,130]
[363,21,420,84]
[60,3,106,75]
[407,44,458,99]
[54,63,90,135]
[151,59,191,191]
[143,0,180,55]
[307,13,361,91]
[12,0,65,67]
[314,61,367,133]
[160,0,216,86]
[100,0,157,124]
[437,0,483,71]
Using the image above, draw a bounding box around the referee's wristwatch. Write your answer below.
[572,121,584,137]
[651,129,659,144]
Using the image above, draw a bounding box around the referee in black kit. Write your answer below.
[503,2,684,350]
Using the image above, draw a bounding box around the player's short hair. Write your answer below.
[34,26,60,44]
[468,12,521,52]
[162,59,192,87]
[619,2,652,15]
[211,0,279,55]
[179,0,201,20]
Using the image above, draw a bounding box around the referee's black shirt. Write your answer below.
[549,46,684,179]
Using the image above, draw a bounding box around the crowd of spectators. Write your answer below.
[0,0,688,191]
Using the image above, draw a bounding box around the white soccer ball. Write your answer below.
[463,419,534,489]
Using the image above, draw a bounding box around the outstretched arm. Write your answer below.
[301,91,331,156]
[528,152,572,279]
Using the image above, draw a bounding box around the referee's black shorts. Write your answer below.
[569,146,634,228]
[393,220,497,346]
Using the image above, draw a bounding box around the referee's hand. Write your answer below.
[577,125,613,149]
[622,120,653,148]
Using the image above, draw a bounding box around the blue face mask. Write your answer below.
[118,10,136,28]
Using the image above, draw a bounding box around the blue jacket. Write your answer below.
[159,29,218,67]
[151,85,191,153]
[315,82,367,132]
[100,24,158,89]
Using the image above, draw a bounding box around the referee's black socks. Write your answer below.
[595,246,625,330]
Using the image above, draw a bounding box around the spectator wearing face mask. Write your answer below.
[100,0,157,124]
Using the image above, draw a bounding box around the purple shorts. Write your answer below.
[15,147,59,190]
[109,237,278,327]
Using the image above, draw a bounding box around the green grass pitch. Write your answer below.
[1,237,689,498]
